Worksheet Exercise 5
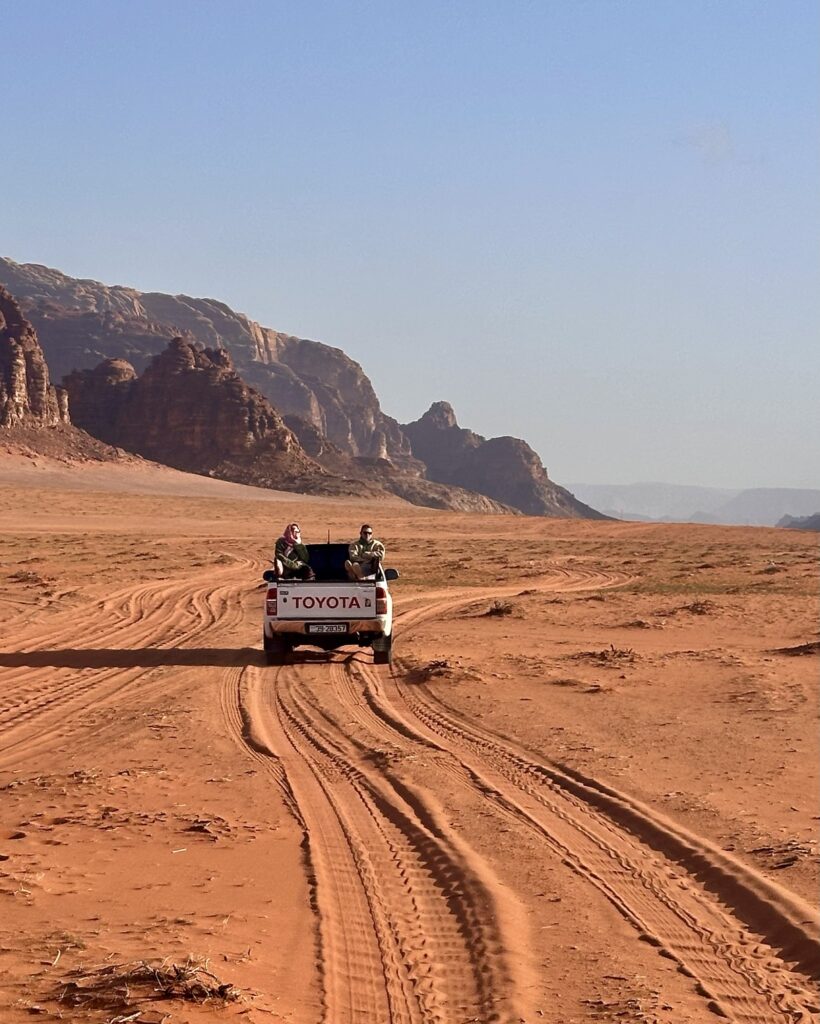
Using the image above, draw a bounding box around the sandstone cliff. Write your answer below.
[0,287,69,427]
[403,402,607,519]
[0,258,415,469]
[282,415,515,513]
[63,338,364,496]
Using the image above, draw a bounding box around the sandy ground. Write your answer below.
[0,455,817,1024]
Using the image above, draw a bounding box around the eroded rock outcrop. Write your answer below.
[282,413,513,513]
[63,338,362,495]
[0,258,414,467]
[403,402,606,518]
[0,287,69,427]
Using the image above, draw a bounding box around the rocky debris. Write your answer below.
[0,287,69,427]
[403,402,607,518]
[63,338,371,496]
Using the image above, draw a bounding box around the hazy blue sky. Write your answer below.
[4,1,818,489]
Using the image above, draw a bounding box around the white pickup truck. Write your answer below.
[262,542,399,665]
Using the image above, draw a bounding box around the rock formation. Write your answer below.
[1,258,605,518]
[0,258,415,467]
[63,338,359,495]
[0,287,69,427]
[403,402,607,518]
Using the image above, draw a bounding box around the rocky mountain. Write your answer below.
[0,258,417,470]
[282,414,515,514]
[403,402,606,519]
[0,287,69,427]
[1,258,604,518]
[61,338,367,496]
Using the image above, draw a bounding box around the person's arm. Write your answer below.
[371,540,385,560]
[349,540,362,563]
[276,539,304,571]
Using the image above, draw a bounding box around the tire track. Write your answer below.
[222,658,533,1024]
[0,559,255,767]
[332,578,820,1023]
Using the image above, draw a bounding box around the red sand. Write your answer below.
[1,456,817,1023]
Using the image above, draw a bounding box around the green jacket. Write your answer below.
[348,537,385,563]
[275,538,310,572]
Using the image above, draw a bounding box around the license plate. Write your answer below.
[306,623,348,634]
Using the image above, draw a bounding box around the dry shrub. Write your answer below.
[680,599,717,615]
[58,955,242,1014]
[421,659,453,679]
[485,600,514,617]
[571,644,637,664]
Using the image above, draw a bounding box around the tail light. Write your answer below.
[375,585,387,616]
[265,587,278,616]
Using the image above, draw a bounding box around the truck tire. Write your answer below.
[373,635,393,666]
[263,633,289,666]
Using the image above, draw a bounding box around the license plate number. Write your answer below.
[306,623,348,634]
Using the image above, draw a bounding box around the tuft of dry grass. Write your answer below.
[57,955,242,1015]
[485,599,514,617]
[679,598,718,615]
[570,644,637,664]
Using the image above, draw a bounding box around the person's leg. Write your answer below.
[274,558,285,578]
[346,560,364,580]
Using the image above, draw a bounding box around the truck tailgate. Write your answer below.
[276,583,377,620]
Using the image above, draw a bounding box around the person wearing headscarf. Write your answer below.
[274,523,314,579]
[345,523,385,580]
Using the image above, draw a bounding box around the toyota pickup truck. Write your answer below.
[262,542,399,665]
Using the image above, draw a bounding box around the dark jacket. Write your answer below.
[275,537,311,572]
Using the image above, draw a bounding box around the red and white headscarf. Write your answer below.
[281,523,301,549]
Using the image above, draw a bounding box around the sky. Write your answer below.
[3,0,819,490]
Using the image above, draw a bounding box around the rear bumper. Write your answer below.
[264,618,390,638]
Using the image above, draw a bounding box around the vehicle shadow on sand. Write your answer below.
[0,647,266,669]
[0,646,376,670]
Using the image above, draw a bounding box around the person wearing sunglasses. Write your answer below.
[273,522,315,580]
[345,523,385,580]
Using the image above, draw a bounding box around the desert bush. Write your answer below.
[58,955,242,1013]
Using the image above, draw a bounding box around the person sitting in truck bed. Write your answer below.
[345,524,385,580]
[274,523,315,580]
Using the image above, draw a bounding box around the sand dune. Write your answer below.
[0,454,817,1022]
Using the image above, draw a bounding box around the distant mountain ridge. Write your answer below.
[570,481,820,527]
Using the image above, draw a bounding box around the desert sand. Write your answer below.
[0,454,817,1024]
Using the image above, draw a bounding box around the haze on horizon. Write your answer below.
[3,1,818,491]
